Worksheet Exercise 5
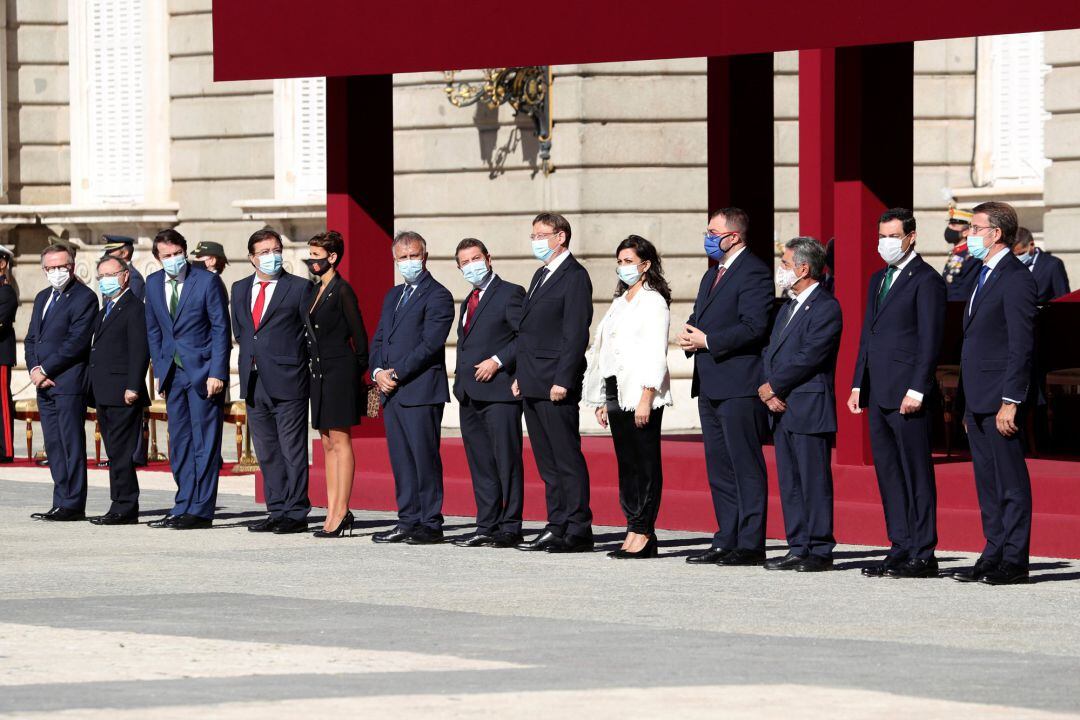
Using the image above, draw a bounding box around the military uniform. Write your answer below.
[942,205,981,302]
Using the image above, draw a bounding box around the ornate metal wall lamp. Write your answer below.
[444,66,553,175]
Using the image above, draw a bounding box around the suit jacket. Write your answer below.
[232,271,313,401]
[960,252,1037,415]
[515,253,593,400]
[88,290,150,407]
[144,264,231,392]
[369,271,454,407]
[945,251,981,302]
[1029,248,1070,303]
[128,265,146,301]
[24,279,98,395]
[763,285,843,435]
[687,250,774,400]
[453,274,524,404]
[0,283,16,366]
[852,255,946,410]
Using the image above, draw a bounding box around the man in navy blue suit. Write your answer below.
[1011,227,1070,303]
[450,238,526,549]
[370,231,455,545]
[677,208,773,566]
[848,208,946,579]
[759,237,843,572]
[953,202,1037,586]
[144,229,231,530]
[27,243,97,522]
[512,213,594,553]
[232,228,313,535]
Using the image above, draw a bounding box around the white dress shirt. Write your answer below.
[461,271,503,368]
[163,264,188,310]
[967,247,1022,404]
[700,245,747,352]
[250,274,279,313]
[539,249,572,285]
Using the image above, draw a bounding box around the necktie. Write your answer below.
[780,298,797,329]
[104,299,114,318]
[710,265,728,293]
[463,288,481,336]
[877,266,897,308]
[168,279,179,319]
[252,281,269,329]
[394,285,414,321]
[970,265,992,313]
[43,289,60,319]
[529,268,550,298]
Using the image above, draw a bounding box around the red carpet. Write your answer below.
[279,436,1080,559]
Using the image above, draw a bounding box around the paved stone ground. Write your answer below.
[2,469,1079,718]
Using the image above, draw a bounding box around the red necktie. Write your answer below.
[252,281,269,329]
[710,265,727,293]
[463,288,480,335]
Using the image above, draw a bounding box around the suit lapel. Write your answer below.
[462,275,500,344]
[697,251,746,320]
[96,292,127,338]
[390,274,432,335]
[772,288,818,356]
[965,260,1000,327]
[522,255,574,318]
[171,268,200,323]
[873,257,921,323]
[255,272,292,327]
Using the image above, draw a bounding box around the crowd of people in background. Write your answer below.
[13,198,1070,586]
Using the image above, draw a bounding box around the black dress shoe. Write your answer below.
[686,547,731,565]
[89,512,139,526]
[273,518,309,534]
[452,533,497,547]
[248,516,280,533]
[950,557,998,583]
[404,527,444,545]
[490,531,524,548]
[372,527,412,544]
[980,561,1030,586]
[31,507,60,520]
[35,457,49,467]
[546,533,594,553]
[608,534,659,559]
[861,555,908,578]
[515,530,563,551]
[148,514,181,529]
[887,557,940,579]
[173,514,212,530]
[796,555,833,572]
[764,552,807,571]
[40,507,86,522]
[716,548,766,566]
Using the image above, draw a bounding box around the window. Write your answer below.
[988,32,1050,186]
[274,77,327,201]
[69,0,169,205]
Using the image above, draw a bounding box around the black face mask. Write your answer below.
[304,258,332,276]
[944,228,963,244]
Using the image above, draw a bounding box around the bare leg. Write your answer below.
[321,431,338,531]
[329,428,354,526]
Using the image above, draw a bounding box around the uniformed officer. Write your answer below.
[943,204,980,302]
[192,241,230,275]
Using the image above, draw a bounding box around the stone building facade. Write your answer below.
[2,0,1076,431]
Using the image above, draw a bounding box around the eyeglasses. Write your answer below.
[969,224,998,235]
[95,270,126,280]
[251,247,283,258]
[703,231,737,241]
[529,232,562,241]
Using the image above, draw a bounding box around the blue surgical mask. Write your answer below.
[968,234,990,261]
[258,252,283,276]
[460,259,490,287]
[616,263,642,286]
[397,258,424,284]
[532,239,555,263]
[1017,251,1034,266]
[98,276,122,297]
[704,233,726,261]
[163,254,187,277]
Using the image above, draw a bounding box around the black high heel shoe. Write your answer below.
[607,534,659,559]
[313,511,354,538]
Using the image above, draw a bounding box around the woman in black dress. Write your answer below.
[303,231,369,537]
[0,246,16,463]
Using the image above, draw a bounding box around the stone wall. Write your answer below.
[1044,29,1080,285]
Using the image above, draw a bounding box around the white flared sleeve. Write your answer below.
[581,308,609,408]
[637,293,670,393]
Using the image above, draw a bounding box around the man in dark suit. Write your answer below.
[953,202,1037,586]
[103,235,145,300]
[26,243,98,521]
[370,231,455,545]
[232,228,313,535]
[144,229,231,530]
[450,238,526,549]
[512,212,594,553]
[677,208,773,566]
[759,237,843,572]
[1012,227,1070,303]
[87,256,150,525]
[848,208,947,579]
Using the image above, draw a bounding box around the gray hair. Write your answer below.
[40,243,74,265]
[97,255,129,273]
[785,236,827,280]
[392,230,427,254]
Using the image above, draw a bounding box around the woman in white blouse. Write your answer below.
[584,235,673,559]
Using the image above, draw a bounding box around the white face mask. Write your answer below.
[46,267,71,290]
[775,265,798,294]
[877,235,908,266]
